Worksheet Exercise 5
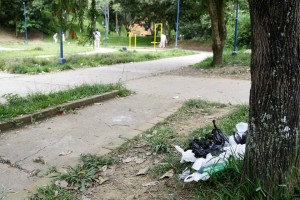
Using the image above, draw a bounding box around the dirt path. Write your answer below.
[90,106,233,200]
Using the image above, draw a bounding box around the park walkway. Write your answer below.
[0,52,250,199]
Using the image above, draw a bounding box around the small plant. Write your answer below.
[43,166,57,177]
[30,184,77,200]
[56,165,95,192]
[144,126,175,153]
[80,154,118,170]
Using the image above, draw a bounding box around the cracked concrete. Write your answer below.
[0,51,250,199]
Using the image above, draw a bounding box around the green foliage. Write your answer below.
[80,154,118,169]
[57,165,95,192]
[1,49,193,74]
[226,1,251,49]
[0,83,130,121]
[191,105,248,138]
[31,154,118,199]
[144,126,176,153]
[30,184,77,200]
[194,50,251,69]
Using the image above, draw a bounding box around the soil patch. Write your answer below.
[163,65,251,80]
[89,106,233,200]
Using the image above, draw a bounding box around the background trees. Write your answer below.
[0,0,251,67]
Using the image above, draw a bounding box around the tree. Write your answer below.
[207,0,226,67]
[243,0,300,198]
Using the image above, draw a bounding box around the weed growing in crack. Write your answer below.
[29,184,77,200]
[56,165,95,192]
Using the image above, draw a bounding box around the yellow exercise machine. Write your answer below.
[152,23,163,49]
[128,32,137,49]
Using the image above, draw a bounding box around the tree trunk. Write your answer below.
[207,0,226,67]
[243,0,300,198]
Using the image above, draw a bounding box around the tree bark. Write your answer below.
[243,0,300,198]
[207,0,226,67]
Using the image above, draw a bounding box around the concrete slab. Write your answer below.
[126,75,250,105]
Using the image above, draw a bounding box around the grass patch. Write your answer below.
[0,83,130,121]
[2,49,194,74]
[30,184,78,200]
[143,125,176,153]
[31,154,118,199]
[194,50,250,69]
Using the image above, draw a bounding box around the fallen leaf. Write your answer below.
[122,157,137,163]
[58,150,72,156]
[82,195,91,200]
[29,169,41,177]
[32,156,46,165]
[100,166,116,177]
[142,181,159,187]
[100,165,108,171]
[146,152,152,156]
[55,180,69,188]
[96,177,109,185]
[56,167,68,174]
[135,158,146,164]
[159,169,174,179]
[136,166,149,176]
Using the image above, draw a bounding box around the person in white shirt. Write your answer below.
[93,29,101,48]
[159,34,167,48]
[53,33,58,43]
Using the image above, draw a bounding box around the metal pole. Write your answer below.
[232,0,239,55]
[23,1,28,44]
[104,0,108,46]
[175,0,180,48]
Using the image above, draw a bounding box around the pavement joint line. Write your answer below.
[102,146,115,151]
[0,90,119,134]
[0,157,29,174]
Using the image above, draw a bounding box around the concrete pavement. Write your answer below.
[0,51,250,199]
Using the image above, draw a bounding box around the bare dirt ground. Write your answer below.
[89,106,233,200]
[164,65,251,81]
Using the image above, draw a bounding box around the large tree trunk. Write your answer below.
[243,0,300,198]
[207,0,226,67]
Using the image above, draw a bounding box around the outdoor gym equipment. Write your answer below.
[152,23,163,49]
[128,32,137,49]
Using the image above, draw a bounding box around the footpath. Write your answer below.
[0,52,250,199]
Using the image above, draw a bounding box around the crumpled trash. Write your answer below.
[184,171,210,182]
[174,145,197,163]
[223,144,246,160]
[188,120,229,158]
[176,122,248,183]
[178,168,191,180]
[233,122,248,144]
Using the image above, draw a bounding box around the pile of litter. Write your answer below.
[175,120,248,182]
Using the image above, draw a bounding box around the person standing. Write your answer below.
[62,32,65,42]
[159,34,167,48]
[53,33,58,43]
[93,29,101,48]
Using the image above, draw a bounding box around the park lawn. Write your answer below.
[0,49,195,74]
[0,40,94,59]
